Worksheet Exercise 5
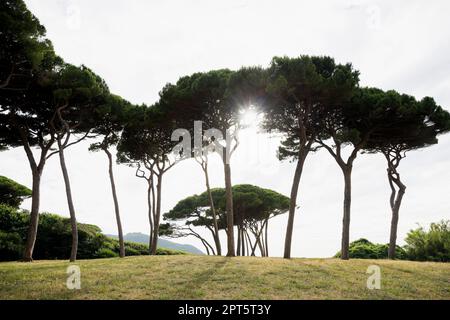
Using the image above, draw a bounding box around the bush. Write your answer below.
[95,248,118,258]
[334,238,407,260]
[404,220,450,262]
[0,230,24,261]
[155,247,187,255]
[123,240,149,255]
[0,205,184,261]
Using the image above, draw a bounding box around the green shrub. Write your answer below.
[124,240,149,255]
[95,248,118,258]
[156,247,187,255]
[404,220,450,262]
[0,230,24,260]
[0,204,29,234]
[334,238,407,260]
[0,204,188,260]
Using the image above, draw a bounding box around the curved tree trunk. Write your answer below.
[257,237,264,256]
[250,220,267,256]
[105,149,125,258]
[388,190,405,259]
[204,164,221,255]
[245,229,253,256]
[150,174,162,255]
[57,137,78,262]
[202,240,211,255]
[22,169,42,261]
[386,162,406,259]
[147,181,154,253]
[284,148,309,258]
[19,127,53,262]
[223,158,235,257]
[340,166,352,260]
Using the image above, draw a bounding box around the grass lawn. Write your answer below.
[0,255,449,299]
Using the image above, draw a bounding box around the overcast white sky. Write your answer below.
[1,0,450,257]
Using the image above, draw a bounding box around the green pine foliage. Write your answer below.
[0,176,32,208]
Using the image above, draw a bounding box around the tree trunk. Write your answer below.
[241,227,246,256]
[245,230,254,256]
[340,166,352,260]
[244,228,249,256]
[264,218,269,257]
[250,220,267,256]
[147,182,154,253]
[202,239,210,255]
[257,236,264,257]
[105,149,125,258]
[204,165,221,255]
[150,174,162,255]
[223,158,235,257]
[388,173,406,259]
[236,225,242,256]
[22,169,42,262]
[57,138,78,262]
[284,149,309,258]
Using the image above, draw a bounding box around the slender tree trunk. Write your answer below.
[251,220,267,256]
[147,182,154,253]
[19,126,53,262]
[223,157,235,257]
[264,218,269,257]
[105,149,125,258]
[242,228,249,256]
[57,138,78,262]
[241,226,246,256]
[202,239,210,255]
[340,166,352,260]
[387,172,406,259]
[22,169,42,261]
[245,229,254,256]
[150,174,162,255]
[257,236,264,257]
[204,165,221,255]
[237,225,242,256]
[284,148,309,258]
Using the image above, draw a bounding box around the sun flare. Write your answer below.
[239,107,261,128]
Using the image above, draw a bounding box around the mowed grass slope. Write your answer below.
[0,255,449,299]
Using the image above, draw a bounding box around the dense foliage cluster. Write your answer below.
[0,203,184,261]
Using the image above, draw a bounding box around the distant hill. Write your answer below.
[106,232,204,255]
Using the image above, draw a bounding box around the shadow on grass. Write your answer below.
[178,257,229,299]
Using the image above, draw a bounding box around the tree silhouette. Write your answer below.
[48,64,110,262]
[316,87,399,260]
[117,103,182,255]
[364,94,450,259]
[89,95,133,258]
[162,184,289,257]
[263,55,359,258]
